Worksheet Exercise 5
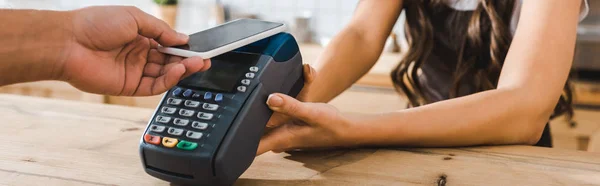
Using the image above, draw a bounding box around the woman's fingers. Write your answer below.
[266,93,319,124]
[264,64,316,129]
[260,94,310,155]
[259,93,343,155]
[257,124,309,155]
[265,64,316,128]
[296,64,317,100]
[256,128,286,155]
[265,113,290,128]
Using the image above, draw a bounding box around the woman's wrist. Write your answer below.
[337,113,375,147]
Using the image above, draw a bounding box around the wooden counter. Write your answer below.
[1,44,599,152]
[1,94,600,186]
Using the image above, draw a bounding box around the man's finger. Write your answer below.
[149,39,159,48]
[266,93,317,123]
[135,64,185,96]
[126,7,188,46]
[167,55,184,64]
[122,36,151,96]
[142,63,163,78]
[180,57,211,78]
[148,49,168,65]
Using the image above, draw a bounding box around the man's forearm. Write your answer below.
[0,9,71,86]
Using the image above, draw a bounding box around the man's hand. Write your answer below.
[59,6,210,96]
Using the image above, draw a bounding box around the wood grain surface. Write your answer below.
[589,130,600,153]
[1,94,600,186]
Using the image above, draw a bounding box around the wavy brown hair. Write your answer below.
[391,0,573,119]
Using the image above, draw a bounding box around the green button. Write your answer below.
[176,140,198,150]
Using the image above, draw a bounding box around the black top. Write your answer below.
[408,5,552,147]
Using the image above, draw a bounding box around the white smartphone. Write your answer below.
[158,19,286,59]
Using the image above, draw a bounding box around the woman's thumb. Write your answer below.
[266,93,315,123]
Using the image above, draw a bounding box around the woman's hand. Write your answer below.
[257,65,360,155]
[257,93,359,155]
[59,6,210,96]
[264,64,315,129]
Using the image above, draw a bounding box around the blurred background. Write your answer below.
[0,0,406,45]
[1,0,599,152]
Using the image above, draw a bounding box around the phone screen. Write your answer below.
[176,19,284,52]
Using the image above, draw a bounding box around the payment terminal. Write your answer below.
[139,32,304,186]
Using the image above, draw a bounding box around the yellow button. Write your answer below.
[162,137,179,148]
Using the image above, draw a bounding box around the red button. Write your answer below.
[144,134,161,145]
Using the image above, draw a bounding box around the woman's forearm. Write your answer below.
[306,27,385,102]
[257,0,583,154]
[351,88,547,147]
[305,0,403,102]
[0,9,71,86]
[349,0,582,147]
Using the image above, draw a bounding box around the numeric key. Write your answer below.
[191,121,208,130]
[149,125,166,133]
[186,131,203,139]
[155,116,171,123]
[184,100,200,108]
[167,127,184,136]
[197,112,214,120]
[161,107,177,114]
[166,98,182,105]
[202,103,219,111]
[173,118,189,126]
[179,109,195,117]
